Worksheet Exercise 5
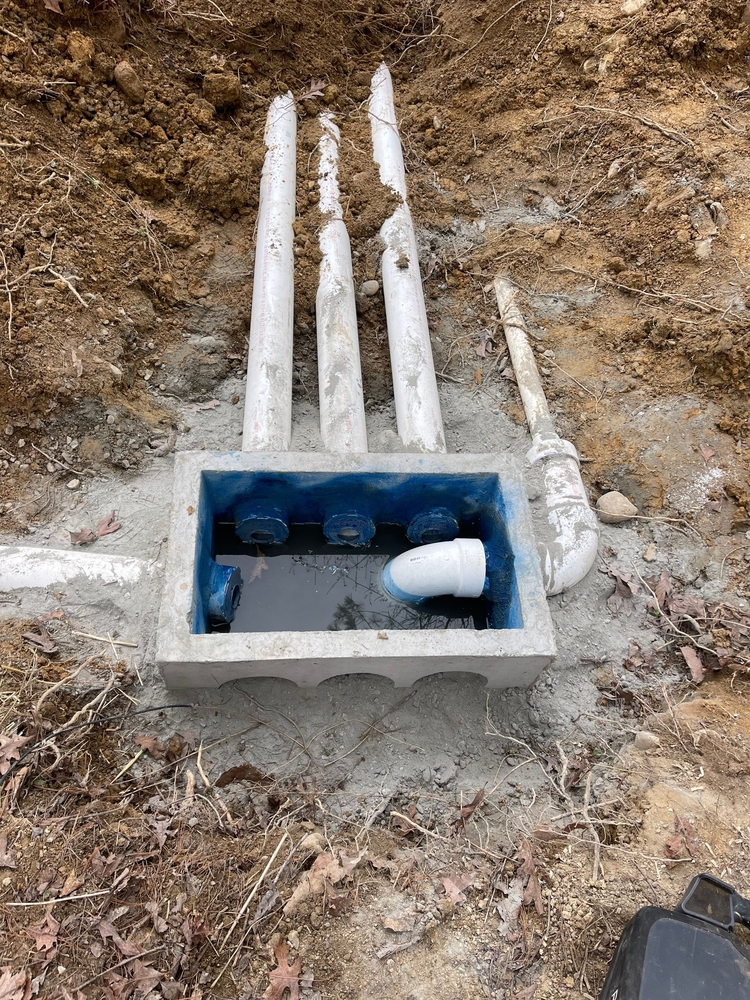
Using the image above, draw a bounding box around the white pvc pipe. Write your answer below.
[242,93,297,452]
[382,538,486,603]
[0,546,154,590]
[369,63,446,454]
[494,277,599,596]
[316,114,368,453]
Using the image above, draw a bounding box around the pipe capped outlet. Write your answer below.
[205,562,243,626]
[235,504,289,545]
[382,538,487,605]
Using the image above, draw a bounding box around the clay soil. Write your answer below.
[2,0,750,996]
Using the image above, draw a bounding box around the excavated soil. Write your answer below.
[1,0,750,996]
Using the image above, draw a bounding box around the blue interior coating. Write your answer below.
[193,470,522,635]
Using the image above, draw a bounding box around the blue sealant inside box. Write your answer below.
[191,470,523,634]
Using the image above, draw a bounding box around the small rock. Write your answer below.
[694,238,713,261]
[67,479,80,491]
[361,279,380,296]
[643,542,657,562]
[543,227,562,245]
[46,463,56,473]
[595,491,638,524]
[299,831,326,854]
[114,60,145,104]
[622,0,647,11]
[634,731,660,751]
[67,31,95,64]
[540,195,564,219]
[202,72,242,109]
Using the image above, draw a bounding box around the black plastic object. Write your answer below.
[599,874,750,1000]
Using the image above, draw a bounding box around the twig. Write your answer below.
[217,830,291,952]
[454,0,530,63]
[61,947,164,994]
[69,630,138,648]
[47,269,88,308]
[573,104,693,146]
[31,443,88,477]
[7,889,110,906]
[582,773,601,882]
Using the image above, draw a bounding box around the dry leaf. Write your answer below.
[606,566,639,616]
[215,762,271,787]
[70,528,96,545]
[42,0,63,11]
[474,368,483,385]
[495,875,525,937]
[265,942,301,1000]
[299,78,325,101]
[441,873,475,905]
[0,968,32,1000]
[665,815,700,864]
[144,902,168,934]
[134,735,168,759]
[149,816,175,850]
[459,788,485,821]
[96,511,121,538]
[475,330,495,358]
[700,445,716,462]
[381,913,416,933]
[38,609,65,622]
[0,733,32,776]
[248,547,269,583]
[670,595,706,618]
[0,834,16,869]
[182,916,210,950]
[646,569,673,613]
[97,919,141,958]
[283,850,363,915]
[25,912,60,954]
[392,803,418,836]
[22,624,58,654]
[680,645,705,684]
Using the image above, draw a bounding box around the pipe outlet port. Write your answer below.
[407,508,460,545]
[235,504,289,545]
[205,561,243,626]
[323,512,376,547]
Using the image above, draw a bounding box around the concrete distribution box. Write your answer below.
[157,451,555,689]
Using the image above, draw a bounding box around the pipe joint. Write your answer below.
[204,561,243,626]
[526,434,579,467]
[382,538,486,605]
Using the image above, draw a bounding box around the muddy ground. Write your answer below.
[1,0,750,997]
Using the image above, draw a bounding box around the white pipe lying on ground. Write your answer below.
[316,113,368,453]
[0,546,154,590]
[242,93,297,452]
[369,63,446,454]
[494,277,599,596]
[382,538,486,603]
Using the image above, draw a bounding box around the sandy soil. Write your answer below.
[1,0,750,997]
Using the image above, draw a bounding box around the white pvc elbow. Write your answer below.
[529,437,600,596]
[382,538,486,604]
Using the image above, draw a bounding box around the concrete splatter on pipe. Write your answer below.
[494,277,599,596]
[0,546,155,589]
[242,93,297,452]
[316,113,368,453]
[369,63,446,454]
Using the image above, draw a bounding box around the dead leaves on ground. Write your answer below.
[0,968,31,1000]
[440,873,475,906]
[25,911,59,955]
[69,510,121,546]
[21,622,58,654]
[265,942,302,1000]
[665,815,700,865]
[0,732,32,776]
[283,849,364,916]
[215,762,272,788]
